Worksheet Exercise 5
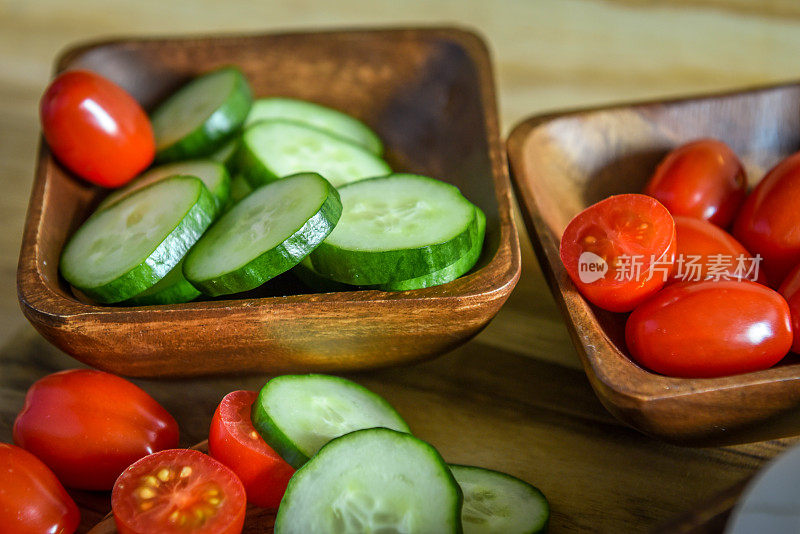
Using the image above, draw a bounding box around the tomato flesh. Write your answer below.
[13,369,179,490]
[644,138,746,227]
[40,70,154,187]
[209,390,294,509]
[733,151,800,286]
[112,449,246,534]
[668,216,762,283]
[0,443,80,534]
[560,194,676,312]
[626,281,792,378]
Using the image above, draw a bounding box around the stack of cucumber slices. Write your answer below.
[252,374,550,534]
[59,66,485,305]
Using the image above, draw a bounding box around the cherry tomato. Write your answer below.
[112,449,246,534]
[668,216,763,283]
[778,263,800,353]
[560,194,676,312]
[40,70,154,187]
[209,390,294,509]
[626,281,792,377]
[0,443,80,534]
[13,369,179,490]
[643,138,746,227]
[733,151,800,286]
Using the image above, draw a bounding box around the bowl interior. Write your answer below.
[43,29,500,305]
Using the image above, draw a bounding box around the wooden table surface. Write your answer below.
[3,1,800,532]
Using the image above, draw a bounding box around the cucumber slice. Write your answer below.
[60,176,216,303]
[237,119,391,188]
[183,173,341,296]
[309,174,479,285]
[275,428,462,534]
[96,160,231,214]
[227,174,253,205]
[251,374,410,469]
[293,257,355,293]
[208,137,240,168]
[151,67,252,162]
[450,465,549,534]
[124,259,201,306]
[377,207,485,291]
[245,97,383,155]
[294,208,484,292]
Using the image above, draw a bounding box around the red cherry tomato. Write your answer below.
[13,369,179,490]
[733,151,800,286]
[112,449,246,534]
[668,216,763,283]
[40,70,154,187]
[626,281,792,378]
[779,263,800,353]
[209,390,294,509]
[0,443,80,534]
[644,138,746,227]
[560,194,676,312]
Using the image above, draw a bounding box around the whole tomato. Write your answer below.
[668,216,762,283]
[559,194,676,312]
[40,70,154,187]
[644,139,746,227]
[779,263,800,353]
[13,369,179,490]
[733,151,800,286]
[209,390,294,508]
[626,281,792,378]
[0,443,80,534]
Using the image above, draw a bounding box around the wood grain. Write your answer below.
[508,84,800,446]
[16,28,521,377]
[4,1,800,532]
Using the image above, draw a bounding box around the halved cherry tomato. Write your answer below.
[40,70,154,187]
[779,263,800,353]
[560,194,676,312]
[209,390,294,509]
[112,449,246,534]
[644,138,746,227]
[668,216,763,283]
[0,443,80,534]
[13,369,179,490]
[733,151,800,286]
[626,281,792,378]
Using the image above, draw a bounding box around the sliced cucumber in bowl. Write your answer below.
[151,66,252,162]
[124,259,200,306]
[309,174,480,285]
[294,207,484,293]
[236,119,391,188]
[251,374,410,469]
[183,172,341,296]
[275,428,462,534]
[96,159,231,214]
[60,175,216,304]
[245,97,383,155]
[375,206,485,291]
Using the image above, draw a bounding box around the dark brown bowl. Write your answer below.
[507,83,800,446]
[17,28,520,378]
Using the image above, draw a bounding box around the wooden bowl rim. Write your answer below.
[17,26,521,322]
[506,83,800,406]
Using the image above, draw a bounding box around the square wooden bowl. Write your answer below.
[508,84,800,446]
[17,28,520,378]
